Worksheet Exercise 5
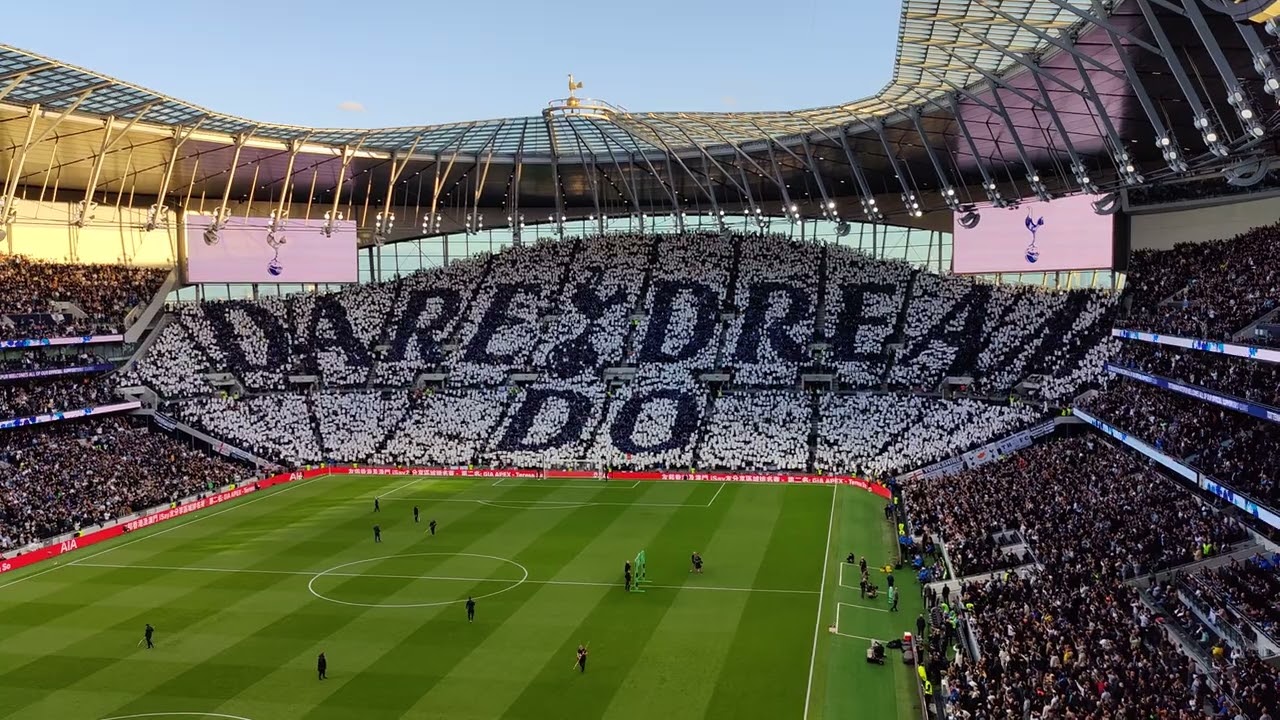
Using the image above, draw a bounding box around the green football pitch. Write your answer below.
[0,473,923,720]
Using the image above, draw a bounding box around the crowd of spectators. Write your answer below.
[0,351,108,374]
[1188,554,1280,644]
[1115,339,1280,409]
[0,254,167,340]
[696,391,811,471]
[905,437,1254,719]
[723,237,819,387]
[0,418,248,551]
[1082,379,1280,505]
[0,376,117,419]
[1124,224,1280,342]
[816,394,1041,477]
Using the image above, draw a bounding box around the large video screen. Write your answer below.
[184,214,358,284]
[952,194,1113,274]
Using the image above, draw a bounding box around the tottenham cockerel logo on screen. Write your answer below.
[1024,213,1045,264]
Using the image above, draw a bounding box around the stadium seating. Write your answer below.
[0,255,167,340]
[0,376,116,419]
[815,394,1041,477]
[1124,223,1280,341]
[906,437,1254,718]
[119,233,1120,471]
[1081,380,1280,505]
[1115,339,1280,409]
[0,418,248,551]
[697,392,810,471]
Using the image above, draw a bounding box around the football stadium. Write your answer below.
[3,0,1280,718]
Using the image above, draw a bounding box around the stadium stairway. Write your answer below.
[688,388,721,469]
[878,268,919,386]
[124,268,180,343]
[617,235,660,363]
[805,392,820,472]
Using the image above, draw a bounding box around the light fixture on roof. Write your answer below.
[1227,89,1265,139]
[1070,163,1098,194]
[982,179,1006,208]
[374,211,394,246]
[940,186,960,212]
[421,211,442,235]
[1113,149,1144,186]
[0,197,16,241]
[1026,173,1051,203]
[266,209,288,249]
[860,196,883,222]
[1158,134,1188,173]
[144,204,165,232]
[203,206,232,246]
[72,199,98,228]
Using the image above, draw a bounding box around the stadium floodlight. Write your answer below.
[1193,114,1229,158]
[266,209,288,249]
[1113,150,1144,186]
[464,213,484,236]
[1025,173,1051,203]
[72,199,98,227]
[421,211,443,235]
[1158,134,1188,173]
[1070,163,1098,195]
[899,191,924,218]
[144,204,165,232]
[203,206,232,246]
[821,200,839,222]
[322,210,344,237]
[374,211,394,246]
[1268,19,1280,38]
[982,179,1007,208]
[860,196,884,223]
[1254,51,1280,103]
[1227,90,1266,139]
[0,197,15,241]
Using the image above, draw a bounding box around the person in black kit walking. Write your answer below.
[428,519,437,536]
[624,560,632,591]
[144,623,154,649]
[374,497,380,513]
[373,525,381,543]
[317,652,327,680]
[575,645,588,673]
[413,506,420,523]
[466,597,476,623]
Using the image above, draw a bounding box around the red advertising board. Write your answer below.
[609,470,891,498]
[0,465,887,577]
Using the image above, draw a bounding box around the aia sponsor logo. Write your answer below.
[0,561,12,573]
[59,539,78,553]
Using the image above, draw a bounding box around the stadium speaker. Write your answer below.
[1091,193,1122,215]
[836,220,851,237]
[957,210,980,229]
[202,225,220,246]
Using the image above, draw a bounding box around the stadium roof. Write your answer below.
[1,0,1278,242]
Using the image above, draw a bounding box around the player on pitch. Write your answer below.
[575,644,589,673]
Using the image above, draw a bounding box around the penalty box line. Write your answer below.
[69,561,817,595]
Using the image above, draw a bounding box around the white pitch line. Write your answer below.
[803,484,838,720]
[838,600,890,614]
[0,473,322,594]
[69,561,818,595]
[378,477,431,500]
[393,496,708,509]
[834,631,882,642]
[706,482,726,507]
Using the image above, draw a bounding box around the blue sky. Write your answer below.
[4,0,902,128]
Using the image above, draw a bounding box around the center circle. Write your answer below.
[307,552,529,609]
